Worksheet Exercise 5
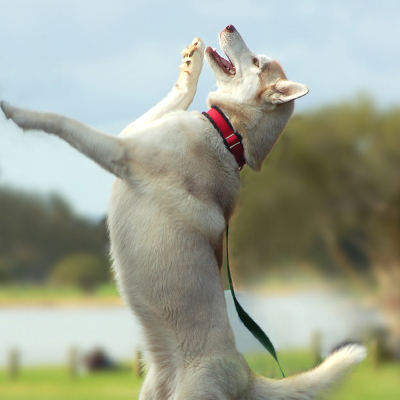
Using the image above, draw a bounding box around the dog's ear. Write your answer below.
[264,79,309,104]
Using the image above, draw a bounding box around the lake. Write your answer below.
[0,291,384,366]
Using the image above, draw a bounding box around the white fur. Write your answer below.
[253,345,367,400]
[1,27,365,400]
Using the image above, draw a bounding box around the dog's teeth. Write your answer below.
[213,48,217,52]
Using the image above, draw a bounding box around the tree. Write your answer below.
[230,98,400,347]
[0,188,108,282]
[50,253,110,292]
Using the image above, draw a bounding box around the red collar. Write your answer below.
[203,106,246,170]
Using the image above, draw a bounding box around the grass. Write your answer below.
[244,349,315,377]
[0,351,398,400]
[0,283,121,306]
[245,350,400,400]
[336,362,400,400]
[0,364,141,400]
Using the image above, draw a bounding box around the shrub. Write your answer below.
[50,253,110,292]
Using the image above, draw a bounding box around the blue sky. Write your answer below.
[0,0,399,217]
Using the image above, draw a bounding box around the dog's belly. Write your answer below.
[108,178,235,360]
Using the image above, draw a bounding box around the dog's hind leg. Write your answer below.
[138,366,158,400]
[139,365,174,400]
[121,38,204,133]
[0,101,130,179]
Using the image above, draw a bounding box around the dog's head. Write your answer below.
[205,25,308,170]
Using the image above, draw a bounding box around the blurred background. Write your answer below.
[0,1,399,399]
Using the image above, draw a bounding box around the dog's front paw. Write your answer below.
[178,37,204,88]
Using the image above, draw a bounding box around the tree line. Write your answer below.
[0,190,108,285]
[230,98,400,344]
[0,98,399,340]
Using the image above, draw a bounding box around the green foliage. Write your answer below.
[50,253,110,292]
[0,189,108,283]
[1,98,400,293]
[230,98,400,285]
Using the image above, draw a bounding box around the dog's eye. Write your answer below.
[253,58,260,68]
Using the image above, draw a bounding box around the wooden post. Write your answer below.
[311,331,322,366]
[369,339,378,368]
[133,348,143,377]
[68,346,79,378]
[8,348,20,380]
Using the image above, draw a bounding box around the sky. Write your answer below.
[0,0,399,218]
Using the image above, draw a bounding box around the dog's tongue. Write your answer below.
[214,49,233,69]
[219,55,232,69]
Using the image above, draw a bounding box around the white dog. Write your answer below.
[1,25,365,400]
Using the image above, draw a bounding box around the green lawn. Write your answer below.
[0,351,398,400]
[0,283,120,305]
[0,365,141,400]
[336,362,400,400]
[245,350,400,400]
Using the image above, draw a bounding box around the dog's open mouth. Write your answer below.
[206,47,236,75]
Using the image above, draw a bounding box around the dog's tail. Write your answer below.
[252,344,366,400]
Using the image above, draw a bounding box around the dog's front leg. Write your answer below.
[122,38,204,132]
[1,101,130,179]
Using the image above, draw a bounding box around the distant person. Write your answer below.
[83,348,116,371]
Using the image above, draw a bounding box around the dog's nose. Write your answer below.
[225,25,236,32]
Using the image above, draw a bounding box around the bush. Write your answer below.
[50,253,110,292]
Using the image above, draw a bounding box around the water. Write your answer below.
[0,291,384,366]
[0,306,142,366]
[227,291,383,354]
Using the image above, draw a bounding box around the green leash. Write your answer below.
[225,225,285,378]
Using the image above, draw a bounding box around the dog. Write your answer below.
[1,25,365,400]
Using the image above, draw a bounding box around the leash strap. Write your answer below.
[225,225,285,378]
[203,105,283,375]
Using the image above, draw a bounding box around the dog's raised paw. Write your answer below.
[178,37,204,87]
